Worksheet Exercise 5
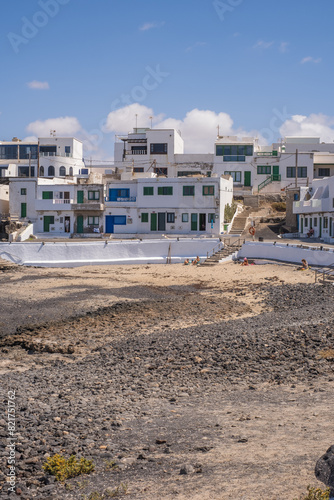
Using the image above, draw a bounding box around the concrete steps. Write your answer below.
[200,241,244,266]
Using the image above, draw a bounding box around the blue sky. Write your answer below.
[1,0,334,159]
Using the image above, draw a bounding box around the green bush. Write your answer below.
[224,201,238,223]
[296,485,330,500]
[43,454,94,482]
[271,201,286,212]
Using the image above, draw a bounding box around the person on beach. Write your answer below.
[184,258,190,265]
[297,259,309,270]
[241,257,249,266]
[192,256,200,266]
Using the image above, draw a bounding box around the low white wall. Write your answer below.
[238,241,334,266]
[17,224,34,242]
[0,238,220,268]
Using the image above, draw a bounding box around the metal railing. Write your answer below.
[258,174,281,192]
[105,196,136,202]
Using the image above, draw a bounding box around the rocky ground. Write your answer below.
[0,261,333,499]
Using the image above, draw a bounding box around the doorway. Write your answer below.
[64,216,70,233]
[244,171,251,187]
[199,213,206,231]
[43,215,54,232]
[158,213,166,231]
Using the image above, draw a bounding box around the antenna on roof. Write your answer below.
[50,129,56,137]
[217,125,220,138]
[135,114,138,133]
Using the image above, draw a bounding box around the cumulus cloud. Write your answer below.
[139,21,164,31]
[185,41,207,52]
[280,113,334,142]
[26,116,81,137]
[27,80,50,90]
[253,40,274,49]
[279,42,289,53]
[301,56,322,64]
[103,103,164,134]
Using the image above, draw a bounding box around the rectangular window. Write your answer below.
[257,165,271,175]
[203,185,215,196]
[286,167,308,178]
[167,213,175,223]
[42,191,53,199]
[208,213,215,223]
[65,146,71,156]
[143,186,154,196]
[324,217,328,229]
[0,145,18,159]
[216,145,253,157]
[133,167,144,172]
[21,188,27,195]
[183,186,195,196]
[141,213,149,223]
[153,167,168,176]
[182,213,189,222]
[318,168,330,177]
[313,217,318,227]
[224,171,241,182]
[88,216,99,225]
[150,143,167,154]
[19,145,38,160]
[88,191,100,200]
[191,213,198,231]
[158,186,173,195]
[305,217,308,228]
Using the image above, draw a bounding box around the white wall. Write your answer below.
[238,241,334,266]
[0,238,220,268]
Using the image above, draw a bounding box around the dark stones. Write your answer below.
[315,445,334,489]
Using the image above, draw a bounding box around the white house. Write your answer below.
[293,175,334,242]
[104,175,233,236]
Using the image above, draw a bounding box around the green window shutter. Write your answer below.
[143,187,153,195]
[77,191,84,203]
[141,213,149,223]
[183,186,194,196]
[21,203,27,218]
[42,191,53,199]
[191,213,198,231]
[158,187,162,195]
[167,186,173,195]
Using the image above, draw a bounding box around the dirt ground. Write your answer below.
[0,260,333,499]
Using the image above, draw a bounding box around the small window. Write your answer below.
[153,167,168,176]
[183,186,195,196]
[158,186,173,195]
[304,217,308,228]
[150,143,167,154]
[167,213,175,223]
[143,187,154,196]
[313,218,318,227]
[182,213,189,222]
[88,216,99,225]
[88,191,100,200]
[59,166,66,176]
[203,185,215,196]
[319,168,330,177]
[40,166,44,176]
[257,165,271,175]
[324,217,328,229]
[141,213,149,223]
[287,167,308,178]
[48,165,55,176]
[42,191,53,199]
[65,146,71,156]
[224,171,241,182]
[21,188,26,195]
[133,167,144,173]
[208,213,215,223]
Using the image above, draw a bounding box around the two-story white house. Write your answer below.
[104,175,233,236]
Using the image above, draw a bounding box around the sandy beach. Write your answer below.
[0,260,333,499]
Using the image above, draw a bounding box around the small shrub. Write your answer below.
[318,348,334,360]
[104,459,119,471]
[43,454,94,482]
[271,201,286,212]
[296,485,330,500]
[224,201,238,223]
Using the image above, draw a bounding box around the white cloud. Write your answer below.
[26,116,81,137]
[185,41,207,53]
[27,80,50,90]
[105,105,266,153]
[253,40,274,49]
[279,42,289,53]
[301,56,322,64]
[280,113,334,142]
[139,21,164,31]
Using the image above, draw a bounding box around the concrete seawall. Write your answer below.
[0,238,220,268]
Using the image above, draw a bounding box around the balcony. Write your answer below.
[71,203,104,211]
[35,199,74,210]
[293,198,330,214]
[125,150,147,155]
[39,152,73,158]
[105,196,136,202]
[256,151,278,157]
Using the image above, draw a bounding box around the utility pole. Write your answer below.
[28,150,31,178]
[295,149,298,188]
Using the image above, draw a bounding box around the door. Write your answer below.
[105,215,126,233]
[158,212,166,231]
[199,213,206,231]
[191,213,198,231]
[330,217,333,238]
[43,215,54,232]
[77,191,84,203]
[151,213,157,231]
[21,203,27,218]
[273,165,280,181]
[319,217,322,238]
[244,171,251,187]
[301,217,303,234]
[64,216,70,233]
[77,215,84,233]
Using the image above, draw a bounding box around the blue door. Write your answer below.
[105,215,126,233]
